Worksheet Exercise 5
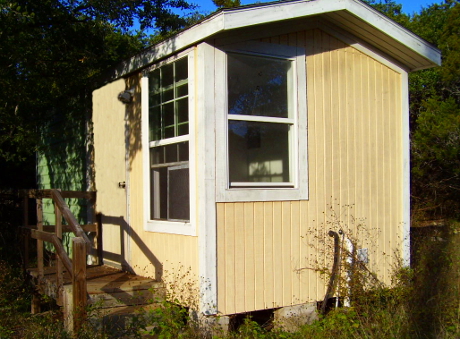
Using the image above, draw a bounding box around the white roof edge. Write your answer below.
[107,0,440,81]
[346,0,441,66]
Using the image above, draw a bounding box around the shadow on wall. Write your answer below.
[125,69,142,171]
[37,96,92,252]
[123,37,179,171]
[38,96,91,217]
[100,214,163,281]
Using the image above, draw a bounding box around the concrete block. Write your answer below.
[274,302,318,332]
[196,313,231,336]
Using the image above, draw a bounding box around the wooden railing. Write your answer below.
[21,189,98,331]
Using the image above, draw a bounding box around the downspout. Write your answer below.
[321,230,342,315]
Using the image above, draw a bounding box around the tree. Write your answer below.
[365,0,460,220]
[408,1,460,220]
[0,0,194,166]
[212,0,241,9]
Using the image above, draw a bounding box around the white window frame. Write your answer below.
[215,41,308,202]
[142,49,196,235]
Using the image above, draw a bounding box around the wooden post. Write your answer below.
[96,213,103,265]
[72,237,87,332]
[37,198,44,279]
[23,191,29,270]
[55,201,64,305]
[31,294,41,314]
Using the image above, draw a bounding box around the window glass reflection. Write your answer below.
[229,121,290,183]
[228,53,291,118]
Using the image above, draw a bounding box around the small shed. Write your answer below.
[92,0,440,318]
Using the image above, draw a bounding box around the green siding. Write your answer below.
[36,111,92,253]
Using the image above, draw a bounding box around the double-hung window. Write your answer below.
[148,57,190,222]
[216,41,308,202]
[227,52,294,186]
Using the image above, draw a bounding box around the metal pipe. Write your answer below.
[321,230,341,315]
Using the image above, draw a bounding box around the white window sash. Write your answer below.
[149,134,189,148]
[142,49,196,235]
[230,182,294,187]
[228,114,294,124]
[215,41,308,202]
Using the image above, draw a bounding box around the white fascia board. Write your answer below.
[221,0,440,66]
[109,0,439,81]
[221,0,348,30]
[109,13,225,79]
[345,0,441,67]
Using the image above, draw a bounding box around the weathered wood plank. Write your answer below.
[37,199,44,279]
[55,202,64,305]
[51,190,91,249]
[23,192,29,270]
[72,237,87,332]
[22,224,97,233]
[25,189,96,200]
[30,229,73,274]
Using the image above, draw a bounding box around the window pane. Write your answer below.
[175,58,188,82]
[163,102,175,138]
[150,93,161,107]
[228,53,291,118]
[151,142,189,166]
[149,69,161,93]
[162,63,174,88]
[176,83,188,97]
[151,147,164,165]
[149,106,161,141]
[168,166,190,220]
[151,167,168,219]
[165,144,178,163]
[178,123,188,136]
[177,98,188,123]
[163,88,174,102]
[178,141,189,162]
[228,121,290,183]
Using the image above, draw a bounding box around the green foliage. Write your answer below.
[212,0,241,9]
[409,221,460,338]
[0,261,30,313]
[406,1,460,219]
[364,0,410,25]
[411,97,460,214]
[144,300,190,338]
[0,0,194,167]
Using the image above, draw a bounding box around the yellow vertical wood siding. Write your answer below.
[125,75,199,304]
[217,29,403,314]
[93,74,199,305]
[93,78,127,266]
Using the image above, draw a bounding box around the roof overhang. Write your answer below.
[107,0,441,81]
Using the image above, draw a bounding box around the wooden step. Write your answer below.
[51,265,166,332]
[28,265,165,308]
[87,272,165,307]
[87,303,162,337]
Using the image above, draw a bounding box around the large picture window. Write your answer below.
[148,57,190,221]
[215,41,308,202]
[227,52,295,187]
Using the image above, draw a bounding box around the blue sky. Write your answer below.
[189,0,439,16]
